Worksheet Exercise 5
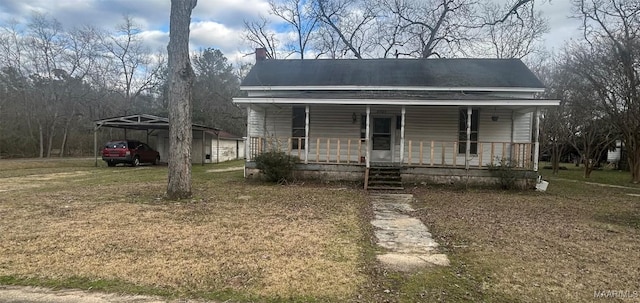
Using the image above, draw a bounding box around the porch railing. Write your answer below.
[250,136,367,164]
[404,140,533,169]
[249,136,534,169]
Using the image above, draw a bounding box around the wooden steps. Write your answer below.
[366,166,403,190]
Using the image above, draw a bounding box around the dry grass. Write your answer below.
[4,158,640,302]
[0,159,368,301]
[410,182,640,302]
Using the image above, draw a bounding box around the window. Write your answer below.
[292,107,306,149]
[458,109,479,154]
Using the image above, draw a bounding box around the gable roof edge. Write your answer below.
[240,85,545,93]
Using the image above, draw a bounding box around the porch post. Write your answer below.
[366,106,371,169]
[465,106,472,170]
[400,106,406,164]
[246,105,251,161]
[533,107,540,171]
[510,110,515,160]
[304,105,309,164]
[94,124,98,167]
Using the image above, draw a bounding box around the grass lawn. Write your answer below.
[539,161,640,188]
[0,158,368,302]
[0,158,639,302]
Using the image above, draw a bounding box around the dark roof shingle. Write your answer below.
[241,58,544,89]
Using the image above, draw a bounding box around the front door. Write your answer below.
[371,117,393,162]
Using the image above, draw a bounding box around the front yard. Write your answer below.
[0,159,638,302]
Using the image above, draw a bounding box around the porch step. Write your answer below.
[366,166,403,190]
[368,186,405,191]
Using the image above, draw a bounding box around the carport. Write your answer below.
[93,114,220,167]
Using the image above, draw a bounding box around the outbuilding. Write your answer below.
[93,114,244,165]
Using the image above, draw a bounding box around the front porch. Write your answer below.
[242,104,542,189]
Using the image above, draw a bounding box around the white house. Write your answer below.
[233,52,559,188]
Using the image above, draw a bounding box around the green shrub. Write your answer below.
[254,151,300,183]
[487,157,518,190]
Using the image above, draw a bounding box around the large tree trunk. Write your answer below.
[166,0,197,200]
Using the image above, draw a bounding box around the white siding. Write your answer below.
[513,112,533,142]
[478,108,514,165]
[211,139,244,162]
[248,106,265,138]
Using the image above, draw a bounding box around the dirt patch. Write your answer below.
[0,286,171,303]
[0,171,90,192]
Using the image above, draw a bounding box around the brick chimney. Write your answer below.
[255,47,267,62]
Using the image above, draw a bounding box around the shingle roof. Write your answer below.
[241,58,544,89]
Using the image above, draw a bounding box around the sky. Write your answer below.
[0,0,584,64]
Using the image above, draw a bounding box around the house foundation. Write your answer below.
[244,162,538,189]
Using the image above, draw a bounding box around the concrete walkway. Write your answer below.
[205,166,243,173]
[370,193,449,271]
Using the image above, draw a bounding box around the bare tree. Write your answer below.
[167,0,197,199]
[269,0,318,59]
[243,16,280,59]
[314,0,377,58]
[478,1,548,59]
[25,12,69,158]
[572,0,640,182]
[555,55,617,177]
[536,59,575,174]
[103,15,162,114]
[242,0,547,59]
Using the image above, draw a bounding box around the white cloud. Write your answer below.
[139,30,169,53]
[193,0,272,28]
[190,21,248,55]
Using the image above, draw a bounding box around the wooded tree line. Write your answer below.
[0,13,243,158]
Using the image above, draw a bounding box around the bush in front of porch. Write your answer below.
[254,150,300,183]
